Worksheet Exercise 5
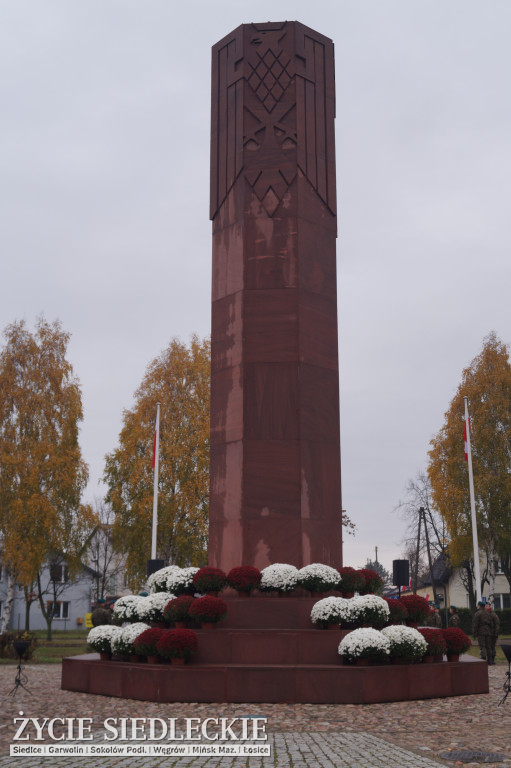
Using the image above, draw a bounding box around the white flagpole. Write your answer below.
[464,396,482,604]
[151,402,161,561]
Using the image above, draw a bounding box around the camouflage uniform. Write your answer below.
[427,610,442,628]
[448,610,460,628]
[473,605,492,661]
[488,608,500,665]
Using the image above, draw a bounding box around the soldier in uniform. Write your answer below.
[427,605,443,628]
[473,601,493,662]
[485,603,500,665]
[448,606,460,627]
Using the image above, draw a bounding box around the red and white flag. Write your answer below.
[464,418,471,462]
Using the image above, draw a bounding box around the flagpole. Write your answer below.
[151,402,161,561]
[464,396,482,604]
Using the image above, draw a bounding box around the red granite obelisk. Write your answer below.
[209,21,342,572]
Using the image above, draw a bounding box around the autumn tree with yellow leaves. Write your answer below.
[104,335,210,586]
[428,332,511,609]
[0,318,97,637]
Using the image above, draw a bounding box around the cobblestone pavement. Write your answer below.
[1,664,510,767]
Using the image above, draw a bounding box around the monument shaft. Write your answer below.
[209,21,342,571]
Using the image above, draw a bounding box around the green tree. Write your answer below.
[428,332,511,609]
[0,317,97,637]
[104,335,210,586]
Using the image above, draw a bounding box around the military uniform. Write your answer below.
[427,610,442,628]
[448,611,460,628]
[473,605,493,661]
[488,608,500,665]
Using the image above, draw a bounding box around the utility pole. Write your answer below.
[375,546,378,565]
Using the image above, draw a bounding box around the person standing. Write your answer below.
[485,603,500,665]
[427,605,443,628]
[473,601,493,662]
[448,606,460,627]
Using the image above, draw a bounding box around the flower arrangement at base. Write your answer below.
[188,596,227,625]
[226,566,262,593]
[163,596,195,625]
[347,595,390,628]
[111,623,150,657]
[148,566,199,596]
[358,568,384,595]
[310,596,350,628]
[112,595,147,624]
[298,564,341,593]
[381,625,427,663]
[137,593,175,624]
[442,627,471,655]
[192,567,227,594]
[399,594,431,625]
[338,628,390,663]
[338,567,365,595]
[418,628,447,657]
[87,625,122,654]
[383,597,408,625]
[156,629,199,661]
[133,627,167,658]
[259,564,299,593]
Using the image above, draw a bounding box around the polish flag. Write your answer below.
[464,418,471,462]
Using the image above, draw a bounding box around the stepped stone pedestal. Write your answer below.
[62,595,489,703]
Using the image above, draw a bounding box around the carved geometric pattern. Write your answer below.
[247,49,292,113]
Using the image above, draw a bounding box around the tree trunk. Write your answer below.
[36,572,54,641]
[0,572,15,632]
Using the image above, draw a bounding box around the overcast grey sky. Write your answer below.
[1,1,510,574]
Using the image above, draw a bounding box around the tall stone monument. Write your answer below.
[209,21,342,572]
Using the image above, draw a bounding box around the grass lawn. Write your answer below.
[0,629,90,664]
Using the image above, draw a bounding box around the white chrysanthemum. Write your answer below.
[112,595,147,623]
[381,625,427,661]
[311,596,350,625]
[137,592,175,623]
[260,563,299,592]
[338,627,390,660]
[346,594,390,627]
[298,563,340,592]
[111,622,150,656]
[147,566,182,593]
[87,625,121,653]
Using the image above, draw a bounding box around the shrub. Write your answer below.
[383,597,408,625]
[87,625,122,654]
[192,567,227,594]
[298,564,340,593]
[147,566,199,596]
[163,595,195,623]
[260,564,299,593]
[418,628,447,656]
[111,623,150,656]
[338,628,390,663]
[137,593,175,623]
[310,596,350,627]
[338,567,365,594]
[347,595,390,628]
[399,594,431,623]
[227,566,262,593]
[359,568,384,595]
[112,595,147,624]
[188,596,227,624]
[381,625,427,662]
[156,629,199,660]
[442,627,472,655]
[133,627,167,657]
